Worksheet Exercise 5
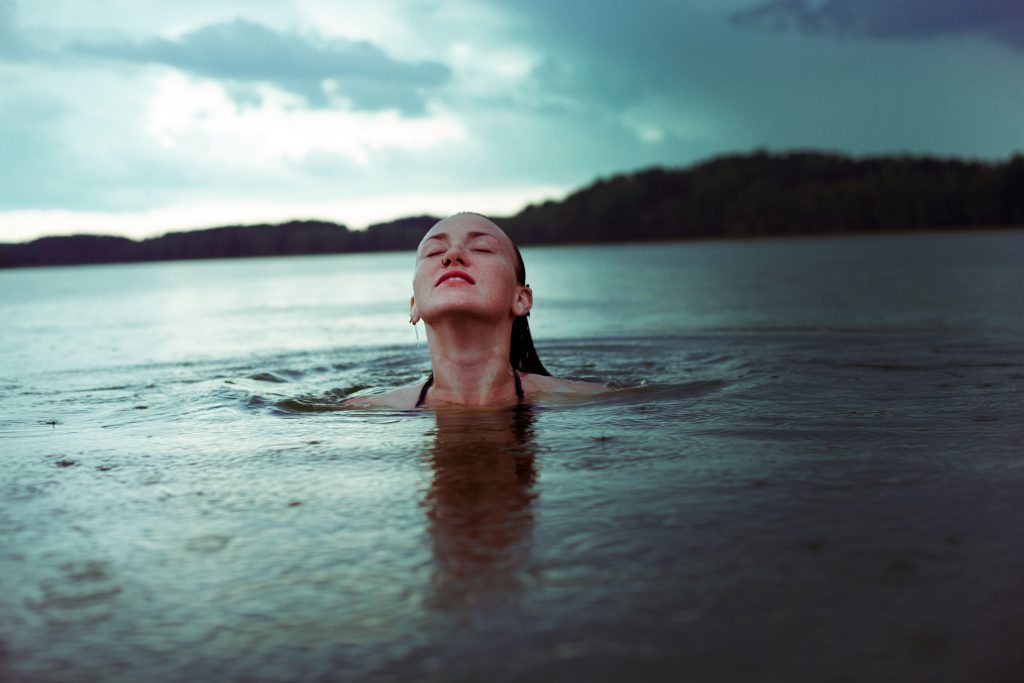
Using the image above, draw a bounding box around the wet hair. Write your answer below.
[509,242,551,376]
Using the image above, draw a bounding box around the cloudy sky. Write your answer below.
[2,0,1022,242]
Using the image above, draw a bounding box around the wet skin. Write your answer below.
[350,214,606,409]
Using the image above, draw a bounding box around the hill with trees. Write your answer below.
[2,150,1022,268]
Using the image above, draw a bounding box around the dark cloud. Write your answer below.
[466,0,1023,168]
[479,0,703,106]
[731,0,1024,50]
[73,18,452,114]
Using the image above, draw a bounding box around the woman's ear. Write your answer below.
[512,285,533,317]
[410,295,420,324]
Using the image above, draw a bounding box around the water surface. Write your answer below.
[2,232,1023,682]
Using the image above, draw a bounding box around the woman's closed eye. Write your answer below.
[469,239,496,253]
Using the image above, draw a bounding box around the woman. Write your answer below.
[351,212,604,408]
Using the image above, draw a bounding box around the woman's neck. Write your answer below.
[423,317,518,406]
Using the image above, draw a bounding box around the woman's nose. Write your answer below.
[441,245,467,266]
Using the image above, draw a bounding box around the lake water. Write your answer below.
[2,232,1023,682]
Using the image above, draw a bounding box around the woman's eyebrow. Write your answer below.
[422,231,499,246]
[418,234,448,254]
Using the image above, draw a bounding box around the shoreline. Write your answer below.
[2,223,1022,272]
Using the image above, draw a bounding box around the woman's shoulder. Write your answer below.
[522,372,607,396]
[343,372,607,409]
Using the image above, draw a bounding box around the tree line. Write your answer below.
[2,150,1022,268]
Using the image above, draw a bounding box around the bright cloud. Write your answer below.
[145,71,467,165]
[74,18,452,113]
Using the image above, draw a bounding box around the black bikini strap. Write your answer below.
[415,368,524,407]
[415,373,434,408]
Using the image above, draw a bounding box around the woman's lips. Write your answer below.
[435,270,475,286]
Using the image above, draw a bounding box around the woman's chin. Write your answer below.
[422,303,510,325]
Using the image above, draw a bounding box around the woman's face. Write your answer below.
[411,214,531,325]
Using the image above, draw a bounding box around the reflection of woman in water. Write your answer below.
[353,212,603,408]
[423,406,539,610]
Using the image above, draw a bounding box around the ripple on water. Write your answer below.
[248,372,289,383]
[27,561,122,627]
[185,535,232,554]
[267,385,375,414]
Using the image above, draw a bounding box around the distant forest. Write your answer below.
[2,150,1022,268]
